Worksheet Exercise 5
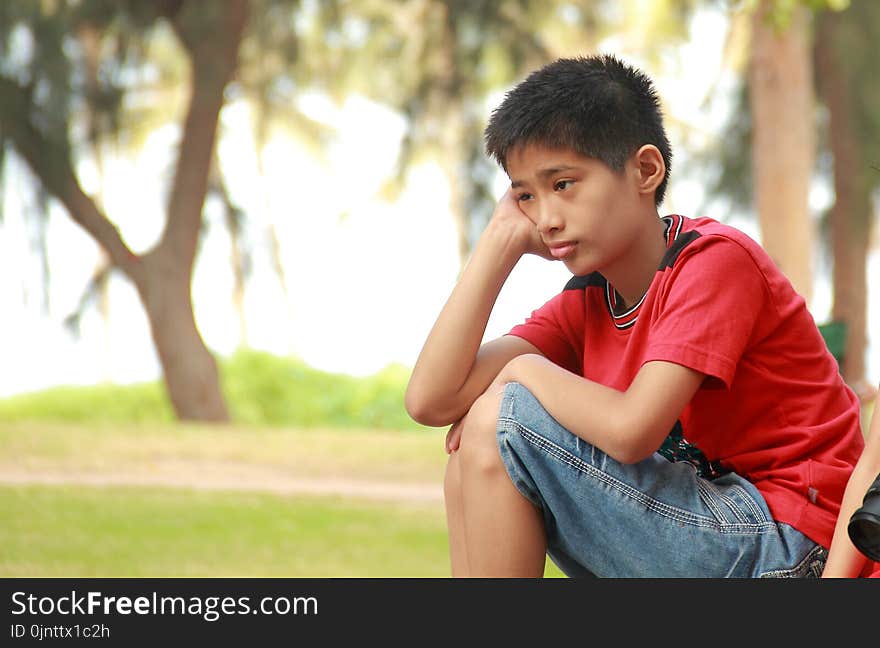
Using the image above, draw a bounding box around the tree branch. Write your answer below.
[157,0,249,269]
[63,260,112,336]
[0,76,142,282]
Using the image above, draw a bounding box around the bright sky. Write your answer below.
[0,5,877,398]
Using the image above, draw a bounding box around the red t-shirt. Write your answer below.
[508,215,864,548]
[862,561,880,578]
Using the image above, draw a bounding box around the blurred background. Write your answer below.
[1,0,878,577]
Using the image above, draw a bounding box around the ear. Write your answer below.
[632,145,665,197]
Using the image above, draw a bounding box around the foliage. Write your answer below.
[220,350,425,430]
[697,0,878,220]
[740,0,850,30]
[0,350,427,431]
[0,381,175,424]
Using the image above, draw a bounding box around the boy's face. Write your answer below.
[506,142,654,277]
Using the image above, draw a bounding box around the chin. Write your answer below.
[564,258,596,277]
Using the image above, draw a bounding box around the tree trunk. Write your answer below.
[139,0,249,421]
[815,10,871,390]
[136,248,227,421]
[0,1,249,422]
[748,1,816,303]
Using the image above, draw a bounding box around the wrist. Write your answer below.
[479,218,530,263]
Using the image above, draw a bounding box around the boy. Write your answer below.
[405,54,865,578]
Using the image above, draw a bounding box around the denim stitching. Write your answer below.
[715,489,749,524]
[517,423,712,527]
[731,484,767,523]
[696,479,729,523]
[504,419,775,533]
[702,479,749,524]
[701,480,768,526]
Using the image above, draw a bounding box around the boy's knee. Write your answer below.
[457,387,506,476]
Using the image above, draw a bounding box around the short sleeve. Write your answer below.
[508,290,584,375]
[644,237,768,388]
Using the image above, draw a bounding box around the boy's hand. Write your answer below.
[487,188,555,260]
[445,419,463,454]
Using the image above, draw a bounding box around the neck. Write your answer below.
[603,214,667,308]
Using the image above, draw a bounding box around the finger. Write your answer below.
[446,422,462,454]
[445,428,456,454]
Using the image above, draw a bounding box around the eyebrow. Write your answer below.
[510,165,579,188]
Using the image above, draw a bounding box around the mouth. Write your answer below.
[546,241,577,260]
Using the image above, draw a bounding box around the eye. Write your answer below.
[516,192,534,203]
[554,179,573,192]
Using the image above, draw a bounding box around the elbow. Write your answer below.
[404,384,456,428]
[603,415,666,465]
[605,438,650,465]
[612,444,656,466]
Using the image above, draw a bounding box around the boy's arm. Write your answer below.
[496,354,704,463]
[822,399,880,577]
[405,189,552,428]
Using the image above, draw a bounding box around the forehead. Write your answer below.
[506,143,599,184]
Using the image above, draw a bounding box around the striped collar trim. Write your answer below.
[605,215,684,330]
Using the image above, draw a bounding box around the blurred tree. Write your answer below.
[309,0,699,269]
[815,0,880,397]
[75,19,115,378]
[748,0,817,303]
[223,0,331,352]
[207,149,250,347]
[0,0,249,421]
[303,0,576,269]
[697,0,876,395]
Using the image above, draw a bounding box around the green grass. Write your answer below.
[0,349,573,578]
[0,421,566,578]
[0,485,565,578]
[0,484,449,577]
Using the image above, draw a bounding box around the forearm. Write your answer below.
[823,418,880,577]
[405,224,524,426]
[497,355,700,464]
[822,467,874,577]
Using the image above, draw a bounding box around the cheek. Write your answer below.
[520,203,538,224]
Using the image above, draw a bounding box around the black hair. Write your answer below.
[484,54,672,205]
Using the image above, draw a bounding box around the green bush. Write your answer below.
[0,349,427,431]
[0,381,174,424]
[220,349,424,430]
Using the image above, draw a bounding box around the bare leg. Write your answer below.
[451,387,547,577]
[444,426,471,577]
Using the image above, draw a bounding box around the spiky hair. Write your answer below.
[485,55,672,205]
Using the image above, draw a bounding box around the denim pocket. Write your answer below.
[696,474,769,527]
[759,544,828,578]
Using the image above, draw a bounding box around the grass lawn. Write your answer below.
[0,422,566,578]
[0,484,450,577]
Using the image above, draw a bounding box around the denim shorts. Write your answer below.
[496,382,827,578]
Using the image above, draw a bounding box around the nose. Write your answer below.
[535,201,563,235]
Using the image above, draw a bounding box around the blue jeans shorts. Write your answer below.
[496,382,827,578]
